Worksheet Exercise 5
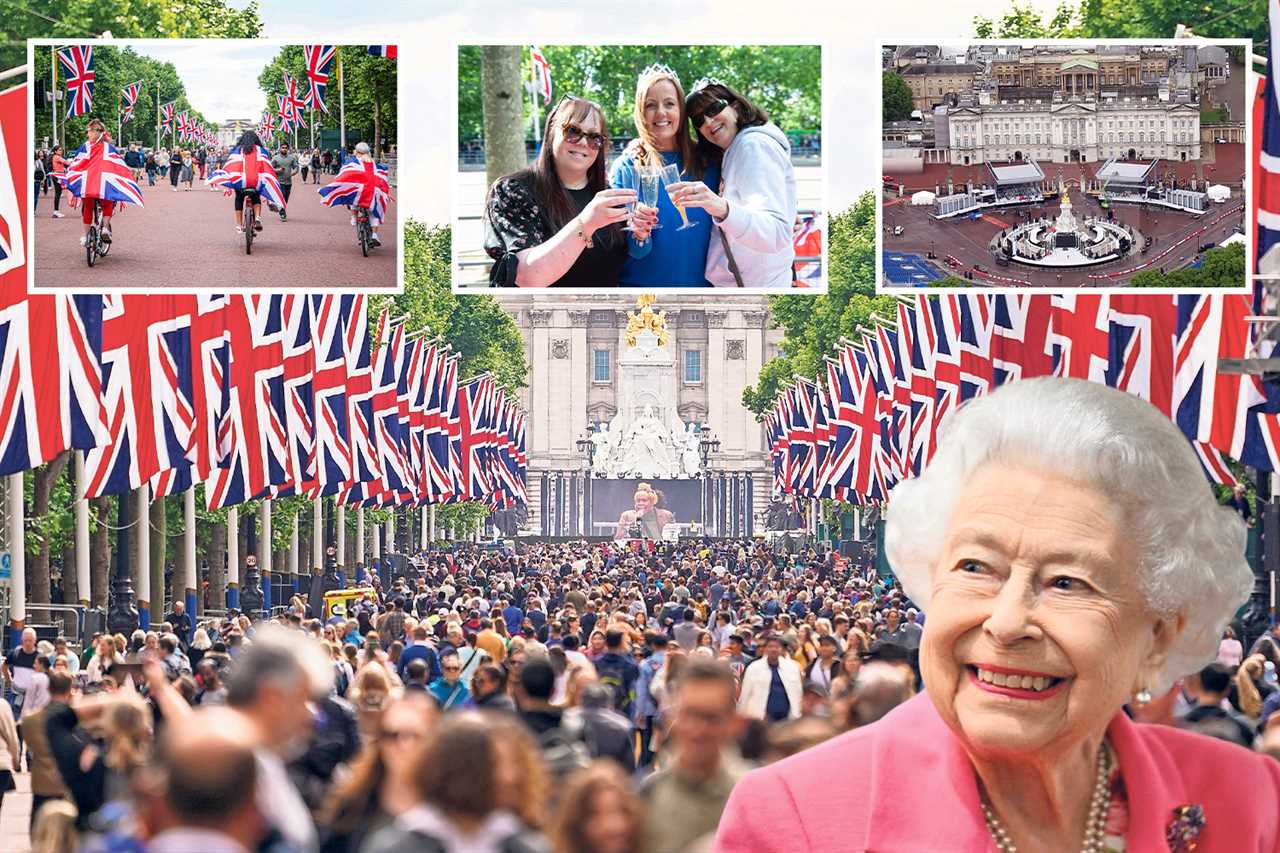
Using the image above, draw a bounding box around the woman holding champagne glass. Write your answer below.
[668,79,797,287]
[484,95,655,287]
[608,64,720,286]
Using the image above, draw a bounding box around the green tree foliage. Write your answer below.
[3,0,261,71]
[34,45,217,150]
[976,0,1266,44]
[741,192,899,417]
[258,46,398,156]
[882,72,913,123]
[1127,241,1246,288]
[457,44,821,144]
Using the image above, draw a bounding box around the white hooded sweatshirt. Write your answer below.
[707,122,797,288]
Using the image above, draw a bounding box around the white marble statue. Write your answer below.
[590,423,617,478]
[679,422,702,478]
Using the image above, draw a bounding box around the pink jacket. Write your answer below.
[714,692,1280,852]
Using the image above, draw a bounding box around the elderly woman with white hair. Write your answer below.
[716,377,1279,852]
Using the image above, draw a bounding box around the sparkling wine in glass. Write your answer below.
[620,167,640,231]
[639,167,663,233]
[660,162,697,231]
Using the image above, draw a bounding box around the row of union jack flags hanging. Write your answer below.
[0,291,528,512]
[767,292,1277,502]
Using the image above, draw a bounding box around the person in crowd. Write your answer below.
[428,650,471,711]
[33,150,46,214]
[1178,662,1256,748]
[715,378,1279,851]
[640,658,748,852]
[669,80,797,287]
[20,669,71,830]
[607,64,718,286]
[515,655,563,735]
[48,145,66,218]
[736,635,802,723]
[361,712,549,853]
[169,148,183,191]
[472,663,518,713]
[562,682,636,772]
[226,624,331,853]
[300,148,312,185]
[484,95,651,287]
[319,693,437,853]
[133,707,264,853]
[551,760,646,853]
[271,141,299,221]
[0,679,18,814]
[1219,625,1244,667]
[144,148,157,186]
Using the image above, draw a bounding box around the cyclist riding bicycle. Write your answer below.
[63,118,145,247]
[206,130,286,233]
[318,141,393,247]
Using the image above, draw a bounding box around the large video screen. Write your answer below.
[591,479,701,538]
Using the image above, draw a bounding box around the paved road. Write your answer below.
[32,171,398,290]
[0,765,32,853]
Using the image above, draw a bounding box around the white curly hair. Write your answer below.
[885,376,1252,694]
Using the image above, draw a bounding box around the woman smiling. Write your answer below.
[484,96,651,287]
[715,378,1278,852]
[608,64,718,286]
[669,80,797,288]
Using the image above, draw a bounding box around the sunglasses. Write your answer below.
[691,99,730,129]
[561,123,607,151]
[379,728,422,744]
[442,665,462,673]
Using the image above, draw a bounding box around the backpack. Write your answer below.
[538,724,592,778]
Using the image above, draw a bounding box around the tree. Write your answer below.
[34,45,219,151]
[1127,242,1246,288]
[974,2,1083,37]
[481,46,527,188]
[4,1,261,72]
[460,45,822,146]
[742,193,899,417]
[978,0,1267,44]
[883,72,913,123]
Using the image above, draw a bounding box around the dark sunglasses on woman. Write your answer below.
[691,99,730,129]
[562,124,607,150]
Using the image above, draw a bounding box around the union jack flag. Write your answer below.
[64,140,144,206]
[276,95,293,135]
[371,312,412,503]
[368,45,398,59]
[1259,0,1280,275]
[793,211,822,284]
[160,102,175,135]
[340,300,384,503]
[454,375,497,501]
[302,46,336,114]
[205,296,294,509]
[268,295,315,498]
[309,295,356,496]
[176,111,190,142]
[119,80,142,124]
[259,109,276,142]
[206,145,286,208]
[530,45,551,103]
[427,353,459,502]
[319,157,392,224]
[0,293,107,476]
[57,46,94,117]
[82,296,199,498]
[283,73,308,129]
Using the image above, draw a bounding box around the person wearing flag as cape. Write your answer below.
[205,129,287,235]
[318,141,393,248]
[62,118,145,249]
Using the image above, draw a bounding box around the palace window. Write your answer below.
[592,349,610,383]
[684,350,703,384]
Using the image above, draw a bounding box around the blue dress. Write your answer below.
[609,150,720,287]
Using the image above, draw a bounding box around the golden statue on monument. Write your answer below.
[625,294,669,348]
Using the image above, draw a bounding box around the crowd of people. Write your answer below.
[1,527,1277,852]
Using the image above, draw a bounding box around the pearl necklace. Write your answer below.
[979,741,1112,853]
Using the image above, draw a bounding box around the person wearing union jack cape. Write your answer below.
[318,141,393,247]
[63,117,144,248]
[205,129,286,235]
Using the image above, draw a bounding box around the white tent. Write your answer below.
[1218,232,1245,247]
[911,190,937,206]
[1207,184,1231,203]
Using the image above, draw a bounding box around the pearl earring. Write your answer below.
[1135,686,1152,704]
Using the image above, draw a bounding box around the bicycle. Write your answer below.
[355,205,374,257]
[85,199,111,267]
[243,190,260,255]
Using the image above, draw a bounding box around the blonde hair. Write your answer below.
[1236,656,1265,718]
[629,69,701,177]
[30,799,79,853]
[634,482,657,502]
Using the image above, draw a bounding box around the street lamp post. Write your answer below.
[107,493,138,636]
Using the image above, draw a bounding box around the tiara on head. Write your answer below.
[690,77,727,94]
[640,63,681,85]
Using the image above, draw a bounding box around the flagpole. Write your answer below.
[74,454,90,609]
[225,507,239,610]
[135,486,150,630]
[50,48,58,151]
[335,504,346,584]
[339,50,346,151]
[7,473,25,645]
[155,83,160,149]
[183,488,196,633]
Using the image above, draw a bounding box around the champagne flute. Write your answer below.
[620,166,641,231]
[639,166,663,237]
[660,162,697,231]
